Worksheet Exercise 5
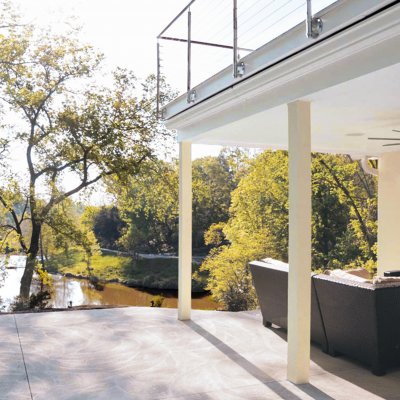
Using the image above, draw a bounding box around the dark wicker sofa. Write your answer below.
[249,260,328,353]
[249,259,400,375]
[312,274,400,375]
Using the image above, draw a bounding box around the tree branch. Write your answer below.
[0,224,17,232]
[0,229,14,252]
[19,196,29,225]
[0,193,28,252]
[34,156,86,180]
[42,173,104,218]
[319,158,375,259]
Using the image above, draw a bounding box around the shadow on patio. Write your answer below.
[1,307,399,400]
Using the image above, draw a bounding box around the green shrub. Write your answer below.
[151,295,165,307]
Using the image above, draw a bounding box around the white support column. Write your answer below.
[287,101,312,384]
[378,151,400,276]
[178,141,192,320]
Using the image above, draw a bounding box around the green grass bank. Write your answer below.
[46,250,206,292]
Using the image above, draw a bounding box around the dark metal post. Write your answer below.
[187,9,192,93]
[156,41,161,119]
[233,0,238,78]
[306,0,312,38]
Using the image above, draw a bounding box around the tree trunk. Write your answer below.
[19,223,41,301]
[319,158,376,260]
[20,254,37,300]
[39,231,45,270]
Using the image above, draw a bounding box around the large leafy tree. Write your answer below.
[108,159,179,253]
[313,154,377,264]
[87,206,126,250]
[192,153,240,249]
[108,149,247,254]
[202,150,377,310]
[0,7,171,300]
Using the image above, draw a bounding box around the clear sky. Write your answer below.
[13,0,187,78]
[12,0,223,160]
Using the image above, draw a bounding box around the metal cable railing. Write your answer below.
[157,0,331,118]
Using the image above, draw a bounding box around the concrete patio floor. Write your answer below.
[1,307,399,400]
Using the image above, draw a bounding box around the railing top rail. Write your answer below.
[157,0,197,38]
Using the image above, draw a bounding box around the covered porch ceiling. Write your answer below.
[166,0,400,157]
[176,63,400,156]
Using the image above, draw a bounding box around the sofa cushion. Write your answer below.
[372,276,400,287]
[327,269,371,283]
[347,268,371,279]
[261,258,288,268]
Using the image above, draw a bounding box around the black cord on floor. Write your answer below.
[13,315,33,400]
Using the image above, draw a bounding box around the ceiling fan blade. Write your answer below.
[383,143,400,147]
[393,130,400,133]
[368,137,400,140]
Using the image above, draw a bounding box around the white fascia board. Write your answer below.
[165,1,400,144]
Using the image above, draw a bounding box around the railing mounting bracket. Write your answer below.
[309,17,323,39]
[187,89,197,104]
[236,61,245,77]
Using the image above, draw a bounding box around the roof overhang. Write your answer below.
[165,0,400,157]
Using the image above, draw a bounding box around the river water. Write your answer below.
[0,255,217,312]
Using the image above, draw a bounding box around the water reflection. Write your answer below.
[50,275,216,310]
[0,255,217,312]
[0,255,26,311]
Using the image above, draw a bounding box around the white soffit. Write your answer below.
[178,62,400,156]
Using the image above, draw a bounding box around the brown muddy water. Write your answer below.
[0,255,217,312]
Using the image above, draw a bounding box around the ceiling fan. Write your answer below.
[368,130,400,146]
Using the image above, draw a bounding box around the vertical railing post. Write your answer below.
[233,0,238,78]
[306,0,313,38]
[156,41,161,119]
[187,9,192,93]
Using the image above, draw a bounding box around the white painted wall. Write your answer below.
[378,152,400,276]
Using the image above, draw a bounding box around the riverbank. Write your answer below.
[0,255,219,313]
[46,250,207,292]
[1,276,218,313]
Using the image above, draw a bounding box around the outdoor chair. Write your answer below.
[249,260,400,375]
